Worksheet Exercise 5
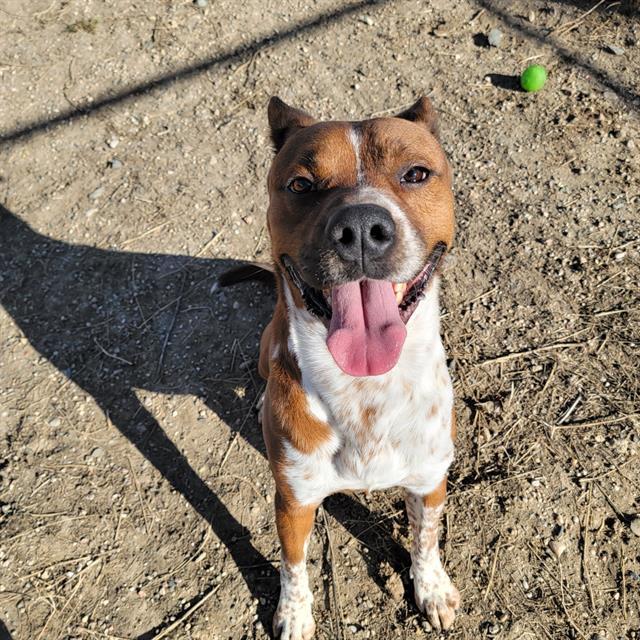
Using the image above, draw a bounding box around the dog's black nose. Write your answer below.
[327,204,395,265]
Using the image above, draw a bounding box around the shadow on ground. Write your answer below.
[0,0,390,144]
[1,0,637,146]
[0,206,410,638]
[0,620,13,640]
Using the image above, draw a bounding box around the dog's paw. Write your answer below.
[412,566,460,631]
[272,597,315,640]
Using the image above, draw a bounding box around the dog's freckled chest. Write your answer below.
[282,283,455,505]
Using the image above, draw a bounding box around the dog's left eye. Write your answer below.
[288,177,314,194]
[401,167,430,184]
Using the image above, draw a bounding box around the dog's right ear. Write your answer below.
[268,97,317,152]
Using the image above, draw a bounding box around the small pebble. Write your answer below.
[88,187,104,200]
[488,28,503,47]
[548,539,566,559]
[359,15,374,26]
[194,0,208,6]
[108,158,123,169]
[630,516,640,537]
[433,23,450,38]
[106,136,119,149]
[90,447,105,459]
[605,43,625,55]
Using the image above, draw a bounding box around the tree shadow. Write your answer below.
[1,0,637,146]
[0,0,388,144]
[0,206,407,638]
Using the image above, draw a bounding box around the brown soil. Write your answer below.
[1,1,639,639]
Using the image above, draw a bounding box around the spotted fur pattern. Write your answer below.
[273,555,315,640]
[406,492,460,631]
[282,277,455,506]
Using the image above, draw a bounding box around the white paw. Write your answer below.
[273,594,315,640]
[412,565,460,631]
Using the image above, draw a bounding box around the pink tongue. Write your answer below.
[327,280,407,377]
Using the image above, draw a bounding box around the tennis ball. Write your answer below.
[520,64,547,92]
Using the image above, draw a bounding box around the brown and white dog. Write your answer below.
[223,96,459,639]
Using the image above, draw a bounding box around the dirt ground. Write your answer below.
[1,0,639,639]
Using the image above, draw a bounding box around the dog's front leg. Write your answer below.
[406,478,460,631]
[273,492,317,640]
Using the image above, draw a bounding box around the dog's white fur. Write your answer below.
[275,276,456,635]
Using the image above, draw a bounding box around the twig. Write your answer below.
[75,628,129,639]
[93,338,133,366]
[621,547,627,621]
[479,341,586,366]
[128,456,150,534]
[581,485,596,611]
[120,213,181,247]
[556,561,588,640]
[593,308,634,318]
[38,560,97,640]
[449,467,541,496]
[553,413,639,431]
[552,0,607,36]
[483,533,501,601]
[594,481,627,522]
[193,224,228,258]
[609,237,639,253]
[520,53,545,64]
[137,273,217,329]
[466,286,497,305]
[131,258,146,324]
[155,272,186,381]
[557,395,582,425]
[149,579,227,640]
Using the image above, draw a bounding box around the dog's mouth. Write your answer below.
[281,242,446,377]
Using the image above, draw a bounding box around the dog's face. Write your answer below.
[266,97,455,376]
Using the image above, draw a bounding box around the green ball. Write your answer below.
[520,64,547,92]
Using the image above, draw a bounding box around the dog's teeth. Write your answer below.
[393,282,407,304]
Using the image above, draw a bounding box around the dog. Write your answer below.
[221,95,459,639]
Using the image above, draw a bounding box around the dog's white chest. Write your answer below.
[283,282,455,506]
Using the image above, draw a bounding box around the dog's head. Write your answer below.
[266,97,454,377]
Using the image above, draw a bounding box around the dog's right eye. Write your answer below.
[287,177,314,194]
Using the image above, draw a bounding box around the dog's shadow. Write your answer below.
[0,205,410,637]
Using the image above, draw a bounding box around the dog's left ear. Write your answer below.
[396,96,439,139]
[268,97,317,152]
